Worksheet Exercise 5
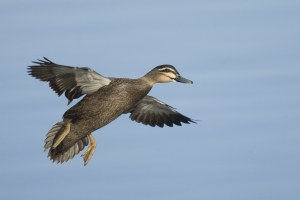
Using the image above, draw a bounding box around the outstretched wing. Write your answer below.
[125,95,196,127]
[28,57,111,104]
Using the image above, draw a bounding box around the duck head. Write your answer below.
[144,64,193,85]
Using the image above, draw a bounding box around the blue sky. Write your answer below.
[1,0,300,199]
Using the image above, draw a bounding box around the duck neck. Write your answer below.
[140,71,157,86]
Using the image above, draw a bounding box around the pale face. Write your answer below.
[157,67,178,82]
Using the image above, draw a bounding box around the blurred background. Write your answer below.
[1,0,299,199]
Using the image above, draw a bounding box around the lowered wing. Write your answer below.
[125,95,196,127]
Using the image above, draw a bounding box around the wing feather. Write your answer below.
[125,95,196,128]
[28,57,111,104]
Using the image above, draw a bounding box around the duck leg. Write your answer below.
[52,119,71,149]
[81,133,97,166]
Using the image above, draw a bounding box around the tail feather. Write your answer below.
[44,121,89,164]
[44,121,64,151]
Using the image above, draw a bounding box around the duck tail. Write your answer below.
[44,120,89,164]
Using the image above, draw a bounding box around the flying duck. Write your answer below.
[28,57,195,165]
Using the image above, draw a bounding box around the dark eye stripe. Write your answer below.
[160,68,175,73]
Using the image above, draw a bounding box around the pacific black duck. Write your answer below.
[28,57,195,165]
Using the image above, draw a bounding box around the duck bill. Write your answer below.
[175,75,193,84]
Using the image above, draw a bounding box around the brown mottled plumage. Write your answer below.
[50,78,151,160]
[28,57,195,165]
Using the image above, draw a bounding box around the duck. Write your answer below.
[28,57,195,166]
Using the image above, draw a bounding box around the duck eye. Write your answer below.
[161,69,171,73]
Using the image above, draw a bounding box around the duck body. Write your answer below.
[54,78,152,156]
[28,57,195,165]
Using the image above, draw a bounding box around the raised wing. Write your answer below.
[125,95,196,127]
[28,57,111,104]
